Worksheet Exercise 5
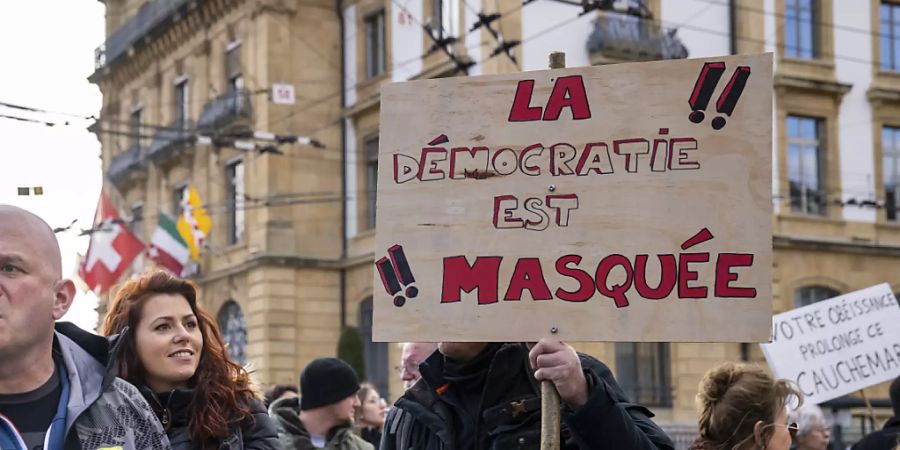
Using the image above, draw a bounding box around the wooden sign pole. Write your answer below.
[541,378,562,450]
[860,389,877,429]
[540,51,566,450]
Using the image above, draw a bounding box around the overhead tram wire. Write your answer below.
[89,0,895,138]
[8,2,893,164]
[263,0,544,132]
[455,0,520,65]
[7,9,893,147]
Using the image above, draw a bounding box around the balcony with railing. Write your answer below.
[587,13,689,63]
[146,120,193,164]
[93,0,190,72]
[197,90,252,131]
[106,144,145,186]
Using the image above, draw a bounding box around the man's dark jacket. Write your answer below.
[851,416,900,450]
[380,343,675,450]
[268,396,372,450]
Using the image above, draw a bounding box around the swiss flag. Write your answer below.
[79,191,145,295]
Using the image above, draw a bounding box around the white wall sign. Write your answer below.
[760,283,900,405]
[272,83,295,105]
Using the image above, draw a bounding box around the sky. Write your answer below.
[0,1,106,331]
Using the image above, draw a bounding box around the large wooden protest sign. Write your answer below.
[373,54,773,342]
[761,284,900,405]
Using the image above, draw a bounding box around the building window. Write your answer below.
[794,286,840,307]
[882,2,900,71]
[359,297,389,399]
[364,135,379,229]
[787,115,825,215]
[226,160,245,244]
[884,127,900,221]
[432,0,459,39]
[615,342,672,406]
[784,0,818,59]
[365,11,386,79]
[173,184,188,217]
[130,107,143,150]
[175,78,189,128]
[226,43,244,109]
[217,300,247,365]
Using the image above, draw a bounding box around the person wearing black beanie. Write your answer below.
[268,358,373,450]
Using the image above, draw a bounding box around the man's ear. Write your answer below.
[752,420,765,449]
[52,279,77,320]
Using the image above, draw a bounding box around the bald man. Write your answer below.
[0,205,170,450]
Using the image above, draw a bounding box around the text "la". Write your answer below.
[507,75,592,122]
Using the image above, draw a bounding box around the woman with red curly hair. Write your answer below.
[101,270,280,450]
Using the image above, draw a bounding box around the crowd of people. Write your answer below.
[2,203,900,450]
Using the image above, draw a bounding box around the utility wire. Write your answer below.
[89,0,900,139]
[8,0,900,194]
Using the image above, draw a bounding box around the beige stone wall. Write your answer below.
[95,0,346,392]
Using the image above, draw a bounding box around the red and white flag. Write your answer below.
[79,191,145,295]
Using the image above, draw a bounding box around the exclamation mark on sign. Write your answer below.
[688,62,726,125]
[688,62,752,130]
[711,66,751,130]
[376,245,418,307]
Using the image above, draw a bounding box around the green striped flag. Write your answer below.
[148,213,190,276]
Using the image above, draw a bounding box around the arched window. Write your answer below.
[217,300,247,365]
[359,297,389,398]
[794,286,840,308]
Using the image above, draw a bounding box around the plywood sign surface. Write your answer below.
[374,53,773,342]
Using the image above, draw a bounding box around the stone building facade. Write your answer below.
[93,0,900,444]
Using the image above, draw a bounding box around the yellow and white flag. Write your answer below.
[177,186,212,261]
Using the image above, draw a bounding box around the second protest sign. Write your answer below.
[374,53,773,342]
[761,283,900,405]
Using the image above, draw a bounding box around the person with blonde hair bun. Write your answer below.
[690,362,802,450]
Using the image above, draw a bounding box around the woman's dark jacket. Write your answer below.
[139,387,281,450]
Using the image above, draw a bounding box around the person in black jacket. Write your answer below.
[102,270,280,450]
[381,340,674,450]
[269,358,373,450]
[264,385,299,409]
[852,376,900,450]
